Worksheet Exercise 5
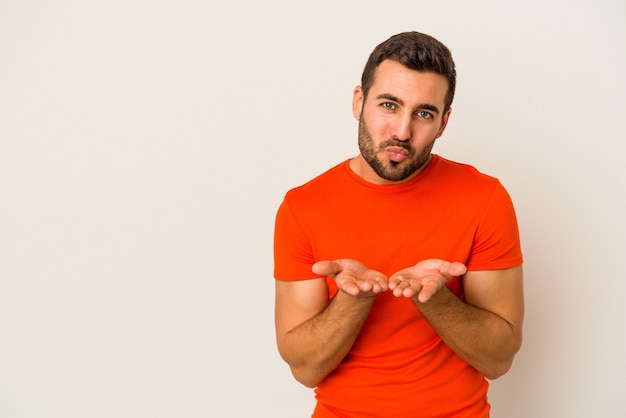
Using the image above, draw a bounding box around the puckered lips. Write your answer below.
[386,146,409,162]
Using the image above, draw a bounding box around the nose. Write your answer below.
[392,112,412,141]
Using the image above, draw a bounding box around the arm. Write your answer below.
[389,261,524,379]
[274,260,387,388]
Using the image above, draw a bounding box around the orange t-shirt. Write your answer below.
[274,155,523,417]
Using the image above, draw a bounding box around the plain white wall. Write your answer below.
[1,0,624,417]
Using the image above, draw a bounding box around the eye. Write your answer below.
[415,110,433,119]
[381,102,396,110]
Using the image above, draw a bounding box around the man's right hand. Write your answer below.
[276,259,384,386]
[312,259,388,297]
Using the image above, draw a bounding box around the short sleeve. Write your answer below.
[466,181,523,271]
[273,196,318,281]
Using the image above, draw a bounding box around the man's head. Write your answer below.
[361,32,456,114]
[350,32,456,185]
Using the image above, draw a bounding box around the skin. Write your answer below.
[275,59,524,388]
[351,60,450,185]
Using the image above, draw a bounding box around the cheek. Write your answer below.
[364,114,392,139]
[413,122,443,142]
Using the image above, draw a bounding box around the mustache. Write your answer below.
[380,139,411,150]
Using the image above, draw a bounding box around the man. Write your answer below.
[273,31,524,417]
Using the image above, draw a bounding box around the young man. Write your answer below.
[273,31,524,417]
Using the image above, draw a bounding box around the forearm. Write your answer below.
[280,291,375,388]
[415,287,522,379]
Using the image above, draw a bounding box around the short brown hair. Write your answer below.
[361,32,456,113]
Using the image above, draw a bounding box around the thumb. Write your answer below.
[312,260,342,277]
[440,261,467,277]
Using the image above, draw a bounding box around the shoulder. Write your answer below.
[284,160,350,202]
[427,155,507,205]
[431,155,499,185]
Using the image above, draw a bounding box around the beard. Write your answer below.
[357,117,435,182]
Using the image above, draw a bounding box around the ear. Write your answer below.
[435,108,452,139]
[352,86,364,120]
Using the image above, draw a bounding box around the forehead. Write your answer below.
[369,60,448,107]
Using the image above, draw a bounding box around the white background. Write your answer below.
[1,1,625,417]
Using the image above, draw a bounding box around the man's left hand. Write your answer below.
[388,259,467,303]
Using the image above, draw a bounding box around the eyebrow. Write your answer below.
[375,93,441,115]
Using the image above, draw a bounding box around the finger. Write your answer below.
[312,260,341,277]
[416,279,441,303]
[341,281,362,296]
[439,261,467,277]
[358,277,387,293]
[357,280,374,293]
[400,282,422,298]
[392,279,415,297]
[388,273,406,290]
[370,274,389,292]
[341,280,383,297]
